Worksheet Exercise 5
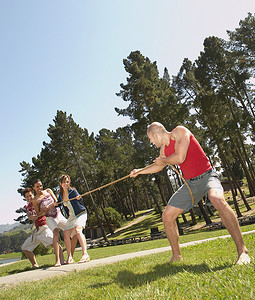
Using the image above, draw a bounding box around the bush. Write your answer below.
[89,207,122,228]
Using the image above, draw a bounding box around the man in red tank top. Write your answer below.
[130,122,250,265]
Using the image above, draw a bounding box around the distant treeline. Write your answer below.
[0,230,30,254]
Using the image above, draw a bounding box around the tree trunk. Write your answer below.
[181,213,188,223]
[204,197,214,216]
[233,139,255,196]
[222,155,243,218]
[233,179,251,211]
[176,217,183,235]
[189,208,197,225]
[143,187,152,209]
[197,200,212,225]
[143,180,162,215]
[156,175,167,206]
[100,203,114,235]
[113,186,130,219]
[72,156,108,241]
[131,185,139,212]
[127,189,136,218]
[163,167,175,197]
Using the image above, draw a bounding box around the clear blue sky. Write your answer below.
[1,1,254,224]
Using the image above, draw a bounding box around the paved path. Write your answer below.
[1,230,254,288]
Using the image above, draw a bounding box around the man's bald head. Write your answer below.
[147,122,167,137]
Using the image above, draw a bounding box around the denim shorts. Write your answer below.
[168,169,223,212]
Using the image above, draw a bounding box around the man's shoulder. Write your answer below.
[172,126,191,139]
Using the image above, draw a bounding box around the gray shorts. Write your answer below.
[168,169,223,212]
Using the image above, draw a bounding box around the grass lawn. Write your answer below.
[0,252,21,260]
[0,191,254,298]
[1,223,254,278]
[0,233,254,299]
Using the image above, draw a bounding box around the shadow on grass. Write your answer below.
[86,262,232,290]
[115,262,232,288]
[4,264,54,276]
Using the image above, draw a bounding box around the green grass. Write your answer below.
[111,211,164,240]
[0,252,21,260]
[0,191,254,298]
[0,234,254,299]
[1,223,254,278]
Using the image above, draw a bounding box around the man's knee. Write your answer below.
[208,190,228,210]
[162,206,182,224]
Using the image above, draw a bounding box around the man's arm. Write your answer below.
[130,164,165,178]
[130,146,166,178]
[154,126,191,166]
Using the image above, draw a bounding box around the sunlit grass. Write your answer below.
[1,234,254,299]
[1,223,254,278]
[0,252,21,260]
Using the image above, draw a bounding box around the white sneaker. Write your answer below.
[236,253,251,265]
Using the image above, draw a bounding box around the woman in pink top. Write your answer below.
[32,179,66,267]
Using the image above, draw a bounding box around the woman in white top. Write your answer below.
[58,174,90,264]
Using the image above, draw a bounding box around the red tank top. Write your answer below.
[164,134,211,179]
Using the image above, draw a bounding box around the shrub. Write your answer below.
[89,207,122,228]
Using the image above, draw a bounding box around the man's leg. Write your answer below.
[23,250,39,268]
[208,189,250,264]
[162,205,184,262]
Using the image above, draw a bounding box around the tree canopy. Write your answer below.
[17,13,255,235]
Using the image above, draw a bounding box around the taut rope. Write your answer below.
[57,163,194,207]
[57,163,155,205]
[168,163,194,207]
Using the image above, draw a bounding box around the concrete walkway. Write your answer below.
[1,230,254,288]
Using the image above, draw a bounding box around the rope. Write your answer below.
[57,163,194,207]
[168,163,194,207]
[57,163,156,205]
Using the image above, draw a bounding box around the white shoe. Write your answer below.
[236,253,251,265]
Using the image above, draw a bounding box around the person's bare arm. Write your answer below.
[32,199,40,215]
[130,164,165,178]
[27,214,37,221]
[154,126,191,166]
[130,146,166,178]
[46,188,57,202]
[46,188,59,207]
